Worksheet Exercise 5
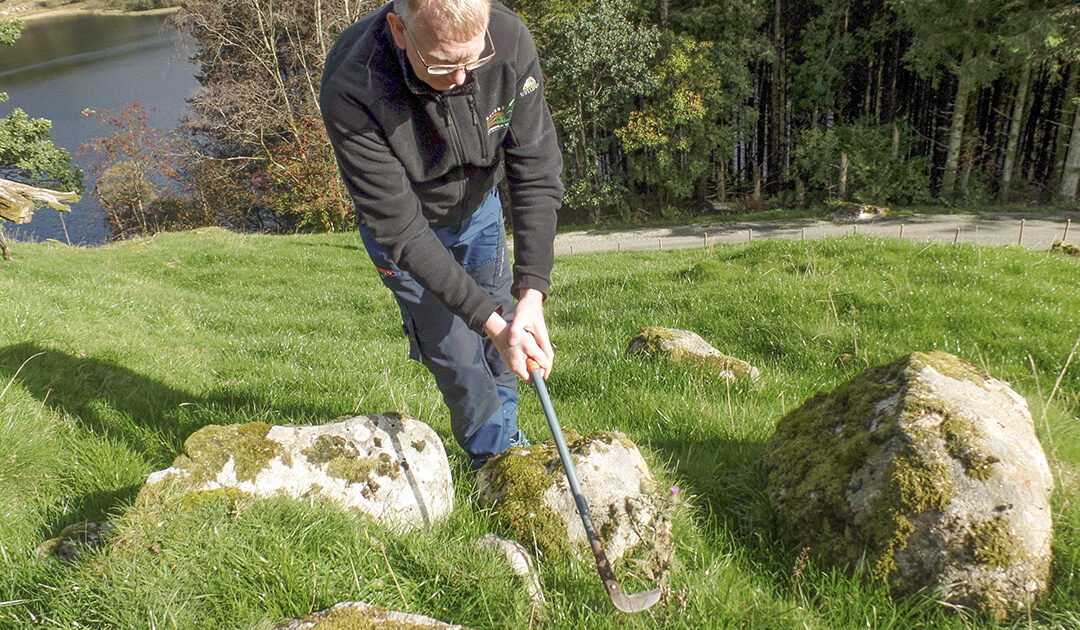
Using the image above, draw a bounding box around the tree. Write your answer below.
[1050,6,1080,200]
[172,0,374,232]
[892,0,1053,199]
[81,103,178,238]
[536,0,661,217]
[0,19,83,258]
[617,33,731,208]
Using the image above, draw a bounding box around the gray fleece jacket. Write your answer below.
[319,1,563,333]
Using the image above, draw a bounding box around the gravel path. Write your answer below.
[553,212,1078,256]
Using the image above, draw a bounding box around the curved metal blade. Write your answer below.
[609,586,662,613]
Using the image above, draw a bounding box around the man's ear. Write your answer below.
[386,13,407,50]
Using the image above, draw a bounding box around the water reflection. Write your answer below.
[0,13,198,245]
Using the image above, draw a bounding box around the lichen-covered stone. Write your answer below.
[476,431,672,565]
[1050,240,1080,257]
[139,414,453,531]
[627,327,760,383]
[830,201,890,222]
[35,522,114,563]
[273,601,469,629]
[474,534,546,615]
[762,351,1054,620]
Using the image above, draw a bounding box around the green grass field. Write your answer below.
[0,229,1077,628]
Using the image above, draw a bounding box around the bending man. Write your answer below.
[320,0,563,468]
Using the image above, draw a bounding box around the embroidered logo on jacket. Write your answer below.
[520,76,539,97]
[486,98,514,134]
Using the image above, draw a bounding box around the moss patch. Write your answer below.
[763,358,908,563]
[941,413,999,480]
[910,350,988,389]
[968,517,1020,568]
[179,422,284,484]
[303,435,400,484]
[482,442,570,559]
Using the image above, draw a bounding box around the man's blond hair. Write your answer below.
[394,0,491,38]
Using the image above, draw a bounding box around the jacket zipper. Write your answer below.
[436,95,468,215]
[467,94,488,162]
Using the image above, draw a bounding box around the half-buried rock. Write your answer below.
[628,327,760,383]
[274,601,469,629]
[139,414,454,531]
[763,351,1053,619]
[476,430,673,565]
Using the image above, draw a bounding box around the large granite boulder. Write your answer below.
[476,430,673,565]
[274,601,468,629]
[763,351,1053,619]
[628,327,760,383]
[139,414,454,531]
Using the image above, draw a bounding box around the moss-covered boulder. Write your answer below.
[476,431,672,565]
[138,414,454,531]
[1050,240,1080,257]
[628,327,760,383]
[35,521,113,563]
[274,601,469,629]
[830,201,890,222]
[763,351,1053,620]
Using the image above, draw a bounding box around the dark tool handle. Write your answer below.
[525,358,660,613]
[526,359,601,543]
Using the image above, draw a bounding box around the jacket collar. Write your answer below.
[392,33,479,97]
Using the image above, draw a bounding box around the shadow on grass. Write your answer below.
[0,343,202,462]
[0,343,328,534]
[647,433,798,573]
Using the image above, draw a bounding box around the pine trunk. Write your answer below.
[1060,91,1080,200]
[839,152,849,200]
[999,64,1030,201]
[941,56,974,199]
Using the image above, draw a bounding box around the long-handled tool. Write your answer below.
[525,358,661,614]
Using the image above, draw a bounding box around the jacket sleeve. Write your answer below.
[502,24,563,299]
[321,96,502,333]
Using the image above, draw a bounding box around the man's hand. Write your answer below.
[484,288,554,382]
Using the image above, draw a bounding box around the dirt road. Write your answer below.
[553,212,1078,256]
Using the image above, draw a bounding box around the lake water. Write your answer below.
[0,12,198,245]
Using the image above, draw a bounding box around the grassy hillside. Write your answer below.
[0,229,1077,628]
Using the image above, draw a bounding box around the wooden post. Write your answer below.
[954,228,960,244]
[748,229,753,242]
[1065,219,1071,242]
[1018,219,1025,245]
[899,224,904,239]
[703,233,708,247]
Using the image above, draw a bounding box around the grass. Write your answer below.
[0,228,1077,628]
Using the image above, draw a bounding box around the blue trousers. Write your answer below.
[359,189,518,468]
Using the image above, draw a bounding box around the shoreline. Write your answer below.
[1,1,180,23]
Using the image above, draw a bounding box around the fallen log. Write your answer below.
[0,177,81,260]
[0,177,80,224]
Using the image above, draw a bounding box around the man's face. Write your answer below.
[388,12,488,92]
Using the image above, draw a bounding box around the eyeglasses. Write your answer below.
[403,26,495,75]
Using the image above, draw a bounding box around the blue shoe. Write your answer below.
[508,430,530,448]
